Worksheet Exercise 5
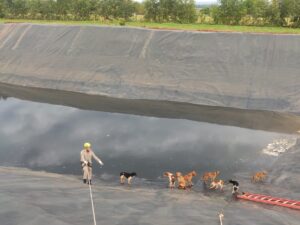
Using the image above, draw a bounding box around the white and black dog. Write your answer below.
[120,172,137,185]
[228,180,239,194]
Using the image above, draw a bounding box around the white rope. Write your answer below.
[219,213,224,225]
[87,169,97,225]
[89,182,97,225]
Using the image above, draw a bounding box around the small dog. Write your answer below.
[164,172,176,188]
[120,172,137,185]
[184,171,197,187]
[228,179,239,194]
[209,179,224,191]
[176,172,187,190]
[202,171,220,184]
[251,171,267,183]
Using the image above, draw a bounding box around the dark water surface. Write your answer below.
[1,94,300,225]
[0,96,289,182]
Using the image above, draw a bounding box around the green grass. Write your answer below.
[128,21,300,34]
[1,18,300,34]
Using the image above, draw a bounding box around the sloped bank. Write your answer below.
[1,145,300,225]
[2,82,300,134]
[1,23,300,112]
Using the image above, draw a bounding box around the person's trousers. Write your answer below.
[82,166,92,180]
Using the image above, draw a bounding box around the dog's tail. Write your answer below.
[228,179,235,184]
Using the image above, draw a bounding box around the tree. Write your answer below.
[133,2,144,15]
[44,0,57,19]
[9,0,28,18]
[71,0,93,20]
[267,0,281,25]
[144,0,160,21]
[98,0,135,20]
[200,6,210,16]
[176,0,197,23]
[243,0,268,18]
[56,0,72,20]
[158,0,177,22]
[289,0,300,27]
[212,0,246,25]
[0,0,6,18]
[144,0,197,23]
[119,0,135,20]
[279,0,300,27]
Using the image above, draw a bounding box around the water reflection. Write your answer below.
[0,97,287,180]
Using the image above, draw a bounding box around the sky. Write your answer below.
[0,97,281,179]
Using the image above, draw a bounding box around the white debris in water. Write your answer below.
[262,137,297,156]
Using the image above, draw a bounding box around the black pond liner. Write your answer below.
[0,87,300,225]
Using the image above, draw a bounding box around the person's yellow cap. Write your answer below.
[84,142,91,149]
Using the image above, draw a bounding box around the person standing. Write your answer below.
[80,142,104,184]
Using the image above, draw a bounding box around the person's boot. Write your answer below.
[88,180,92,185]
[83,179,87,184]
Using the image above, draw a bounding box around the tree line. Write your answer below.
[144,0,197,23]
[0,0,197,23]
[0,0,137,20]
[0,0,300,27]
[204,0,300,27]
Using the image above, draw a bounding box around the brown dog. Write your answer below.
[201,171,220,184]
[176,172,187,190]
[164,172,176,188]
[184,171,197,187]
[252,171,267,183]
[209,179,224,190]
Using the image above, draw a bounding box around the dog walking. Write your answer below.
[80,142,104,184]
[228,180,239,194]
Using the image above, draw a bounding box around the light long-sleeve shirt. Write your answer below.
[80,149,103,165]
